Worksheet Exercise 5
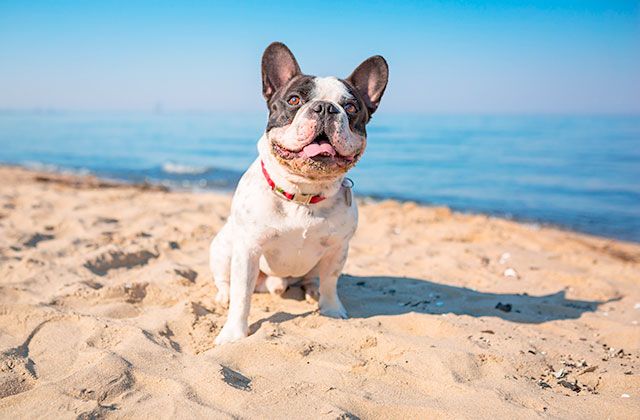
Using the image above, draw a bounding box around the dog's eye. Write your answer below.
[344,103,357,114]
[287,95,301,106]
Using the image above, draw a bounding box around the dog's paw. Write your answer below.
[319,298,348,319]
[303,286,320,303]
[216,284,229,308]
[215,287,230,308]
[215,291,230,308]
[266,276,288,296]
[214,324,247,345]
[302,277,319,303]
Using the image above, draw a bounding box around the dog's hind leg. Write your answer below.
[209,224,232,307]
[255,273,289,296]
[266,276,288,296]
[253,271,269,292]
[301,267,320,303]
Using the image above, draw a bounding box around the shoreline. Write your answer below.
[2,162,637,246]
[1,164,639,418]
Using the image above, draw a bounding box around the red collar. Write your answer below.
[261,160,326,204]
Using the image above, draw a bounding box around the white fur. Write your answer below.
[311,76,352,103]
[210,135,357,345]
[266,103,364,159]
[266,76,364,160]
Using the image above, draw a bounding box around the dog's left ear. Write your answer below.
[262,42,302,102]
[346,56,389,116]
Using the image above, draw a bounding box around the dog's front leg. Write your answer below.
[318,245,349,319]
[214,242,261,345]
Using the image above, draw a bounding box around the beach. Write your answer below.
[0,165,638,418]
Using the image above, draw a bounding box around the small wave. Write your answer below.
[22,161,91,176]
[22,160,61,172]
[161,162,211,175]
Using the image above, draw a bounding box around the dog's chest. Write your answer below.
[258,203,354,278]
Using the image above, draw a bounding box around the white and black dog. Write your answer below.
[210,42,388,345]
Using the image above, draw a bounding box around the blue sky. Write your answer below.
[0,1,638,114]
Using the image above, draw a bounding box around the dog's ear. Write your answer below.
[262,42,302,102]
[346,56,388,116]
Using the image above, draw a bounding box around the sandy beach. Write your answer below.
[0,165,638,419]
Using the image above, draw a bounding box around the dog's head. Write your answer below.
[261,42,388,180]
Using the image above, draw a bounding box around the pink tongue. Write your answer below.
[302,142,335,158]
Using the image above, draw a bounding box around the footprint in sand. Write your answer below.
[0,320,52,398]
[174,267,198,284]
[60,354,134,418]
[84,246,158,276]
[123,282,148,303]
[22,232,55,248]
[0,352,38,398]
[94,217,119,225]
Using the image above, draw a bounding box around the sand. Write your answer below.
[0,165,638,419]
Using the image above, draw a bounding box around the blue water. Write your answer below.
[1,111,639,242]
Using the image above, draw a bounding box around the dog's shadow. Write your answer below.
[335,274,615,323]
[250,274,614,333]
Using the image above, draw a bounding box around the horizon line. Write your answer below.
[1,108,639,118]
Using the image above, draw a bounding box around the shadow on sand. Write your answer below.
[249,274,616,333]
[337,274,616,324]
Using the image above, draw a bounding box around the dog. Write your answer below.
[210,42,388,345]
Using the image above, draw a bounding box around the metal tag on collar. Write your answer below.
[342,177,354,207]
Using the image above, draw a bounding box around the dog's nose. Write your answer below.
[312,101,340,115]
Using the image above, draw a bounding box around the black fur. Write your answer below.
[261,42,387,138]
[266,75,315,131]
[262,42,302,102]
[346,56,389,116]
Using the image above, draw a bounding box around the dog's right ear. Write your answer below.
[262,42,302,102]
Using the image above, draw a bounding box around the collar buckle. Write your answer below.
[293,192,314,205]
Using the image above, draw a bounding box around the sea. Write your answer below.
[1,111,639,242]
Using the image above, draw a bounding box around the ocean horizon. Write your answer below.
[1,110,639,242]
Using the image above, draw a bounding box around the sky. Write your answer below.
[0,1,639,114]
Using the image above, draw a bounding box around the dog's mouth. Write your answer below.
[300,133,336,158]
[272,132,359,166]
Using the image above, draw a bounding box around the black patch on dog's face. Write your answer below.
[265,76,370,136]
[340,79,370,136]
[266,75,315,132]
[261,42,387,141]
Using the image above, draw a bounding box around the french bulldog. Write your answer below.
[210,42,388,345]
